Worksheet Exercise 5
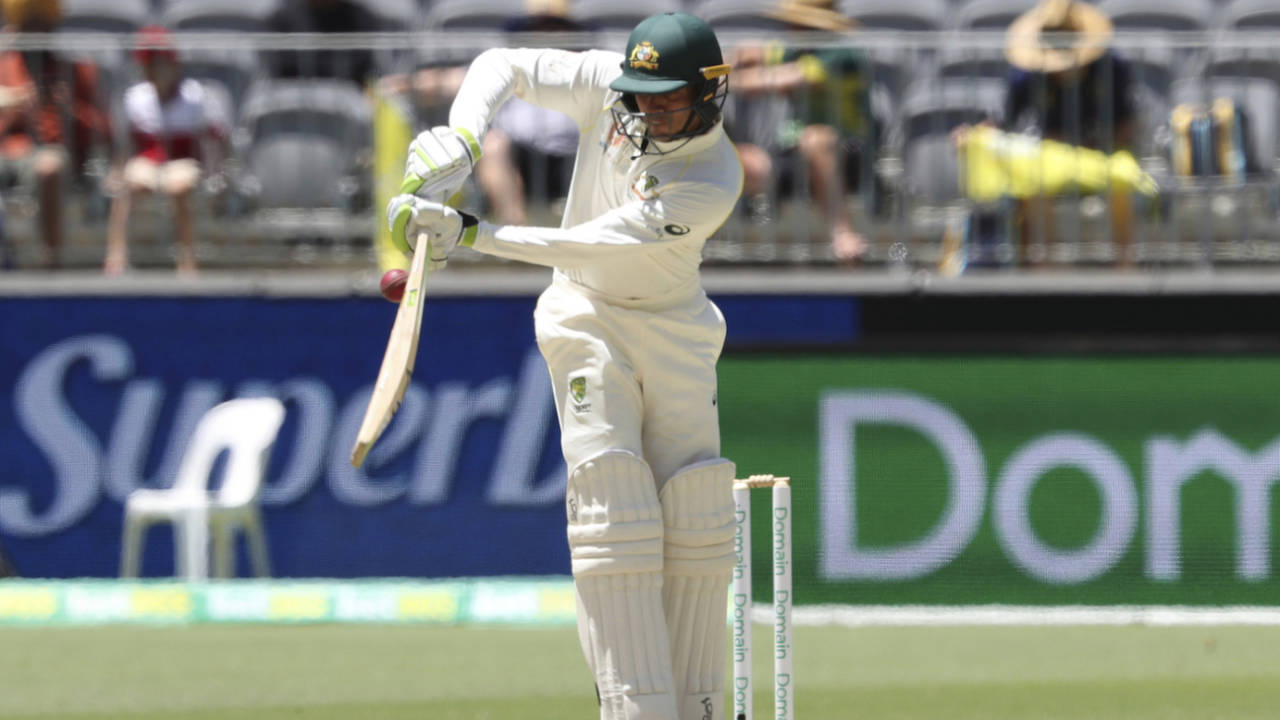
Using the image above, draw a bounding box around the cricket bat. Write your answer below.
[350,233,433,468]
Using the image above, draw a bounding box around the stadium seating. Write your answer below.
[572,0,686,33]
[1097,0,1216,32]
[162,0,280,33]
[937,44,1011,85]
[422,0,527,30]
[894,77,1004,204]
[353,0,420,30]
[839,0,948,32]
[60,0,150,34]
[951,0,1032,31]
[177,45,260,119]
[57,0,149,82]
[692,0,790,32]
[1219,0,1280,30]
[1,0,1276,270]
[236,79,373,241]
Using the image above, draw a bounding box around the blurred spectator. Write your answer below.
[477,1,582,224]
[105,26,229,275]
[480,96,579,224]
[1005,1,1136,151]
[1003,0,1138,266]
[729,0,875,263]
[0,0,112,269]
[380,0,583,224]
[265,0,382,86]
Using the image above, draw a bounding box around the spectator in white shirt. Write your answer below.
[105,26,228,275]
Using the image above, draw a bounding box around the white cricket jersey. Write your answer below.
[123,78,226,162]
[449,48,744,305]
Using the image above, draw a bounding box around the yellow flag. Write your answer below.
[374,91,414,272]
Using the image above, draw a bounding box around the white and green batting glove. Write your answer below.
[400,125,483,202]
[386,194,479,270]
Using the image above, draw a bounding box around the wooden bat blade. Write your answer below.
[350,235,432,467]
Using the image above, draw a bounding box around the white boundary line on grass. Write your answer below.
[756,605,1280,627]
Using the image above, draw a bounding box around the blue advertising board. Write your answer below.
[0,292,859,578]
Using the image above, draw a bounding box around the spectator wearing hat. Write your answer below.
[729,0,874,263]
[1003,0,1138,266]
[104,26,229,275]
[0,0,112,269]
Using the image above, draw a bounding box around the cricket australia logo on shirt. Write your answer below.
[569,375,591,413]
[629,41,660,70]
[631,173,660,199]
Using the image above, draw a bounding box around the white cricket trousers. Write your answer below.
[534,274,727,486]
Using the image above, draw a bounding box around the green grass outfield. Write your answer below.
[2,624,1278,719]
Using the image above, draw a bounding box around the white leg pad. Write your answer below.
[568,451,677,720]
[658,458,737,720]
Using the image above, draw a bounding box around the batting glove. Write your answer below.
[386,194,479,270]
[401,126,483,202]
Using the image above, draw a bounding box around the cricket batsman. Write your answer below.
[386,12,743,719]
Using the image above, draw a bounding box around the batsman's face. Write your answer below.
[635,86,700,140]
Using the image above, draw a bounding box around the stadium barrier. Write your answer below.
[3,285,1279,610]
[0,578,576,626]
[4,579,1280,627]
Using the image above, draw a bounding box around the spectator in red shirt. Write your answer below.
[105,26,229,275]
[0,0,112,269]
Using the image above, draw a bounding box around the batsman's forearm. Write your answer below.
[448,49,521,142]
[468,221,669,269]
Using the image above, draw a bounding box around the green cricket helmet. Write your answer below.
[608,12,730,155]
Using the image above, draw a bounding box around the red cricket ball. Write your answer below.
[380,269,408,303]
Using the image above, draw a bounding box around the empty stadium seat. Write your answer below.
[178,45,260,118]
[692,0,790,32]
[60,0,149,34]
[1096,0,1216,32]
[951,0,1031,31]
[895,78,1005,203]
[839,0,947,32]
[1219,0,1280,30]
[353,0,419,30]
[423,0,527,30]
[937,44,1011,84]
[162,0,281,32]
[572,0,685,33]
[57,0,149,99]
[238,79,373,212]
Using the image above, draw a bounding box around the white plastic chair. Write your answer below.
[119,397,286,581]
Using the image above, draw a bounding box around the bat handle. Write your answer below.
[417,232,441,268]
